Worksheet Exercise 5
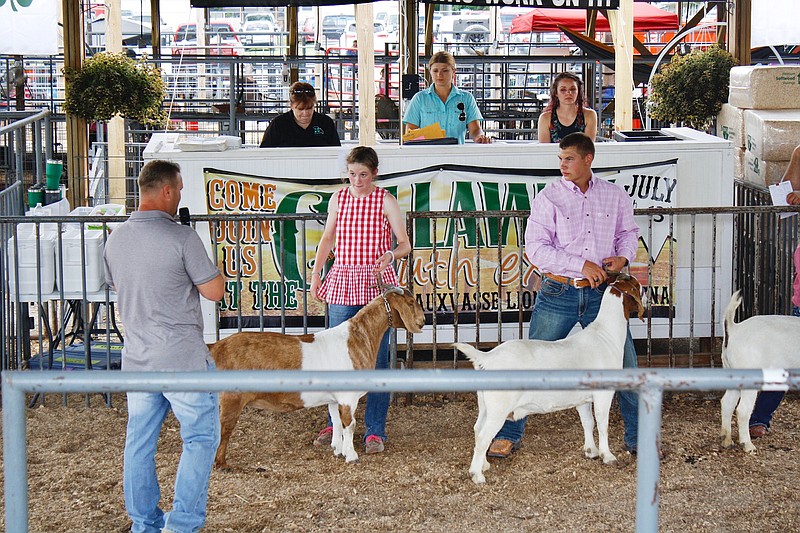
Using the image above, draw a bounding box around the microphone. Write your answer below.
[179,207,191,226]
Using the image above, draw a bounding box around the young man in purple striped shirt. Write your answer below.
[488,132,641,458]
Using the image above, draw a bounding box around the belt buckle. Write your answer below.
[572,277,585,288]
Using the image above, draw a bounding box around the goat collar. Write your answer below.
[379,292,394,328]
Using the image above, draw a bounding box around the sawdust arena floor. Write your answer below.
[2,391,799,532]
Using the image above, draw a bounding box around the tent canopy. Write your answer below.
[510,3,679,34]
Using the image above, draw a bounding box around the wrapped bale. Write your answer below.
[717,103,745,148]
[744,151,789,186]
[729,65,800,109]
[743,109,800,161]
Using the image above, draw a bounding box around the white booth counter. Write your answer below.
[144,128,734,343]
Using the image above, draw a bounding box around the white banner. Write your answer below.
[0,0,59,56]
[203,159,679,327]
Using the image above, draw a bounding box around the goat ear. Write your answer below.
[625,283,645,321]
[634,295,645,321]
[389,292,420,331]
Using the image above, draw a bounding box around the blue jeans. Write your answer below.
[494,278,639,449]
[749,304,799,429]
[124,368,220,533]
[327,303,391,441]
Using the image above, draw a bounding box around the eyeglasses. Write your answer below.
[290,88,316,95]
[457,102,465,122]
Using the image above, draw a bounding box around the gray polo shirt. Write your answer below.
[104,210,220,372]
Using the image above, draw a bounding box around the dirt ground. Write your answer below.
[2,391,799,532]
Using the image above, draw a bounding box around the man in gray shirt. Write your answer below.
[104,160,224,533]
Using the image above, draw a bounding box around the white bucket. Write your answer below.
[8,232,57,298]
[56,229,106,294]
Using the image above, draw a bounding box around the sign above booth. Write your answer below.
[191,0,620,8]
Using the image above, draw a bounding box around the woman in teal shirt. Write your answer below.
[403,51,491,144]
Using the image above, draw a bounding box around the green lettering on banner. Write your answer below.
[411,181,433,248]
[249,280,300,310]
[444,182,483,248]
[220,280,242,311]
[479,182,531,247]
[274,191,332,283]
[383,185,399,200]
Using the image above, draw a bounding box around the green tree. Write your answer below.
[64,52,167,128]
[649,46,737,131]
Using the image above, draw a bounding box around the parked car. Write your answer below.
[340,21,389,52]
[300,17,316,43]
[242,12,278,30]
[322,14,355,41]
[172,21,244,56]
[241,13,278,45]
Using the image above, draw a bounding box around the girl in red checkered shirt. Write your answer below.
[309,146,411,454]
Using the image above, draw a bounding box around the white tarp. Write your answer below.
[752,0,800,47]
[0,0,59,56]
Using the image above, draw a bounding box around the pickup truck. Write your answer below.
[171,21,244,56]
[321,14,355,41]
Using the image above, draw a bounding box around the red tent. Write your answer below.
[510,4,679,34]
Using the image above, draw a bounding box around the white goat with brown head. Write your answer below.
[455,273,644,484]
[211,287,425,469]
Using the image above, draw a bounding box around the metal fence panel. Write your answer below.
[1,203,798,375]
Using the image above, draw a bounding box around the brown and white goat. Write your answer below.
[210,287,425,469]
[455,274,644,484]
[720,290,800,453]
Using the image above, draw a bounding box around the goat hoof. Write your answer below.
[470,472,486,484]
[214,462,232,472]
[603,456,618,466]
[742,443,757,454]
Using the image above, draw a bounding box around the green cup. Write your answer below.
[28,187,44,208]
[45,160,63,190]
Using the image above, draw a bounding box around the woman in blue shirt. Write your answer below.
[403,51,491,145]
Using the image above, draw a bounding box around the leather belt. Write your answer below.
[541,271,592,289]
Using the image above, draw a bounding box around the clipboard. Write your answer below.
[769,181,796,219]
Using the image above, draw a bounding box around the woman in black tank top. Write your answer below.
[537,72,597,143]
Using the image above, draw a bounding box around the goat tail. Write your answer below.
[453,342,487,369]
[723,290,742,349]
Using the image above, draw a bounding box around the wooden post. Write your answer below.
[150,0,162,59]
[106,0,127,206]
[355,3,375,145]
[288,7,299,84]
[607,0,634,132]
[62,0,88,208]
[729,0,751,66]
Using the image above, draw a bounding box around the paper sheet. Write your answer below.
[402,123,446,143]
[768,180,796,219]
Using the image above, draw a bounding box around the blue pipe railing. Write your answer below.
[3,367,799,533]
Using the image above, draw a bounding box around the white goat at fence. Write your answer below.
[455,274,644,484]
[720,290,800,453]
[210,287,425,469]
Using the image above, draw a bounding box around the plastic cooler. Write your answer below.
[56,229,106,293]
[8,231,57,297]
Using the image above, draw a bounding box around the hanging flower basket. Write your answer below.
[64,52,167,128]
